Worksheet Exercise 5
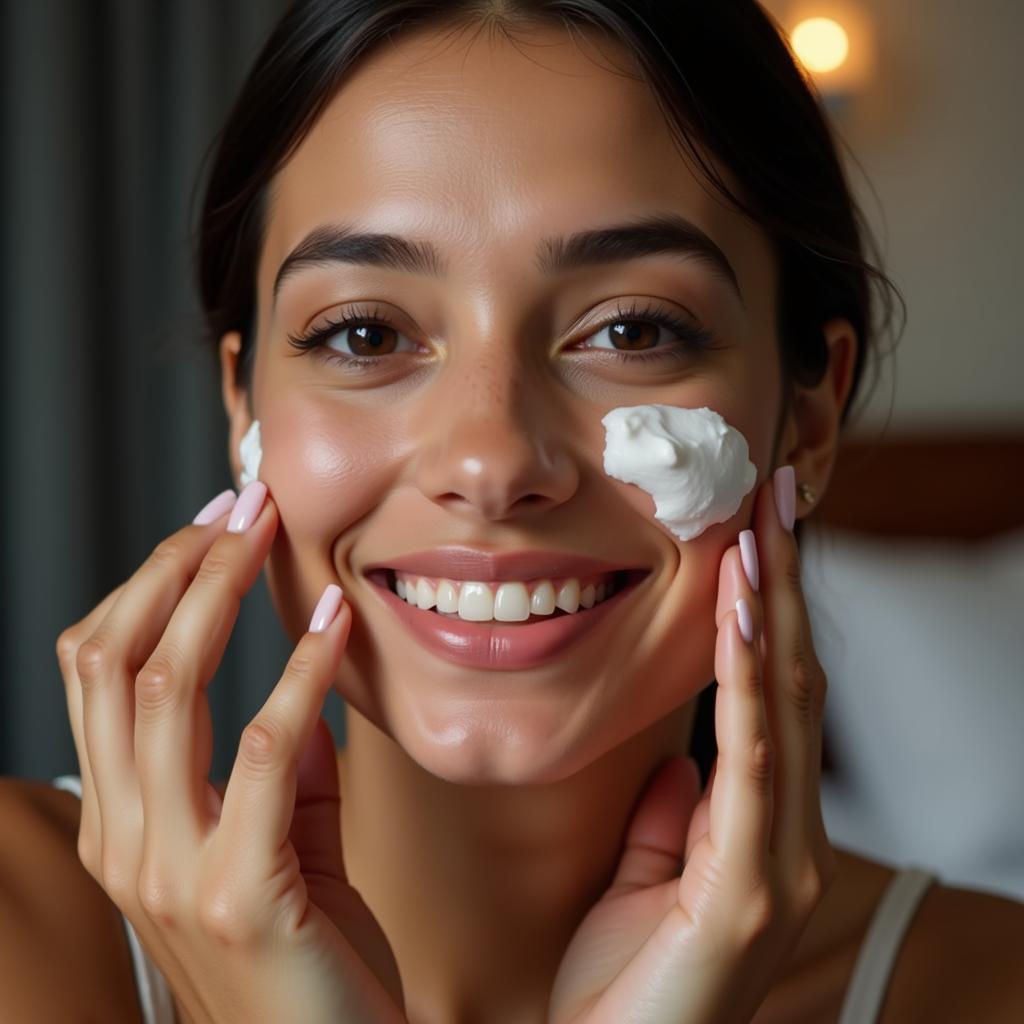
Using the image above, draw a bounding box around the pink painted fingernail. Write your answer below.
[739,529,759,591]
[227,480,267,533]
[192,488,237,526]
[736,598,754,644]
[773,465,796,532]
[309,584,344,633]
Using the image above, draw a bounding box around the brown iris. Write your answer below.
[608,320,659,351]
[346,323,400,356]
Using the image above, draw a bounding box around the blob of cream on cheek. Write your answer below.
[239,419,263,486]
[601,404,757,542]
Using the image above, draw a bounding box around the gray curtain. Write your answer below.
[1,0,349,783]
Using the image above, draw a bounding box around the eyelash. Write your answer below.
[285,299,718,370]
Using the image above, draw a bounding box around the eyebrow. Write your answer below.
[272,211,742,303]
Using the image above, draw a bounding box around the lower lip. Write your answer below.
[365,573,647,671]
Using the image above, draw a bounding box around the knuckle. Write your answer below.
[282,652,318,685]
[100,851,137,906]
[742,659,764,700]
[76,636,112,689]
[138,865,181,924]
[240,718,288,772]
[784,554,803,594]
[788,643,820,724]
[199,886,254,946]
[146,538,188,573]
[748,736,775,788]
[795,863,826,910]
[55,629,80,672]
[135,646,187,713]
[193,555,233,590]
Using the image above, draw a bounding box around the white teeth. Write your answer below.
[494,582,530,622]
[435,579,458,612]
[416,578,436,610]
[530,580,556,616]
[555,579,580,613]
[457,581,494,621]
[389,571,627,622]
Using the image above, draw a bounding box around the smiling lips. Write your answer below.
[360,547,650,670]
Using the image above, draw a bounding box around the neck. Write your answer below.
[338,699,699,1024]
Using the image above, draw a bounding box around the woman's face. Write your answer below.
[226,24,787,783]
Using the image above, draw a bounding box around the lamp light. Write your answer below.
[768,1,875,114]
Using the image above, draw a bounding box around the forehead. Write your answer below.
[259,21,771,302]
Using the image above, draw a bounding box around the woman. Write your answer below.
[4,1,1022,1021]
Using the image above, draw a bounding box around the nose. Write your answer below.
[409,362,580,522]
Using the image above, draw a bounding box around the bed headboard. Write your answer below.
[795,433,1024,779]
[809,434,1024,539]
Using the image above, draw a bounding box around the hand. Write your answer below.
[55,483,406,1024]
[547,469,839,1024]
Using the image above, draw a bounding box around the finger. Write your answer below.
[609,756,701,892]
[135,484,276,856]
[755,466,830,864]
[217,586,351,892]
[710,579,773,883]
[715,543,765,639]
[78,494,239,845]
[684,753,716,862]
[56,582,126,864]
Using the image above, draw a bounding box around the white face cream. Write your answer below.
[601,405,757,542]
[239,419,263,487]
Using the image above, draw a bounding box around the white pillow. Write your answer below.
[800,524,1024,901]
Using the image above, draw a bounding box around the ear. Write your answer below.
[219,331,253,491]
[776,318,858,520]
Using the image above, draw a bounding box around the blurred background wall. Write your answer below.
[1,0,1021,894]
[0,0,298,783]
[761,0,1023,435]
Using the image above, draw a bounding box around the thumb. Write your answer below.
[290,715,347,886]
[608,756,702,892]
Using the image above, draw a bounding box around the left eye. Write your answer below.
[575,300,718,358]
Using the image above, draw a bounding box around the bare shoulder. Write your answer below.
[883,877,1024,1023]
[752,847,1024,1024]
[0,775,144,1022]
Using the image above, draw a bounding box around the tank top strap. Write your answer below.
[50,775,179,1024]
[837,865,939,1024]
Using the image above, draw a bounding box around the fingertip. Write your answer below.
[773,465,797,532]
[191,488,238,526]
[736,597,754,644]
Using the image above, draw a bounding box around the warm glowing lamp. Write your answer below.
[779,1,874,109]
[791,17,850,73]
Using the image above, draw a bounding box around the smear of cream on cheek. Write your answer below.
[601,404,757,542]
[239,419,263,486]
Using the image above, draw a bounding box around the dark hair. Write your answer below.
[194,0,904,782]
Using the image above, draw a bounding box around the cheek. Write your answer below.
[258,402,401,537]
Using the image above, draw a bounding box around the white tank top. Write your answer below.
[51,773,938,1023]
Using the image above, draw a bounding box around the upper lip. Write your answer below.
[362,546,648,582]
